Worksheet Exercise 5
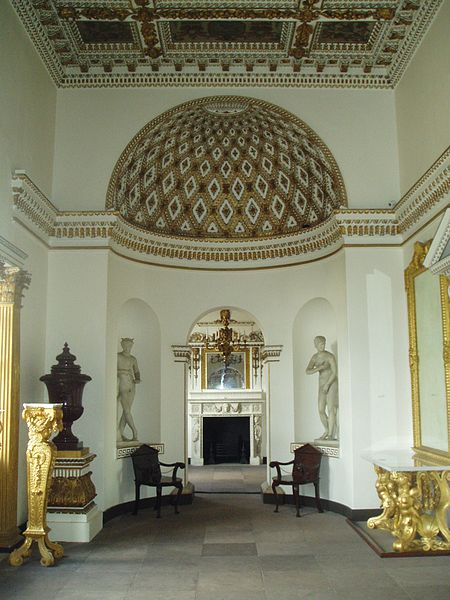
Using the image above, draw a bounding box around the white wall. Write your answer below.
[44,249,109,511]
[0,2,56,241]
[344,247,412,508]
[395,0,450,195]
[41,242,412,513]
[52,87,400,212]
[0,3,56,524]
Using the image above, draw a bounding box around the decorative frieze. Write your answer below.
[291,441,340,458]
[116,443,164,460]
[11,147,450,269]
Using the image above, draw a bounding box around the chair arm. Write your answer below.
[269,459,293,483]
[160,461,185,480]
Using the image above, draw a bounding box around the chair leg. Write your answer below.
[133,483,140,515]
[156,486,162,518]
[272,482,280,513]
[174,484,182,514]
[314,482,324,513]
[293,484,300,518]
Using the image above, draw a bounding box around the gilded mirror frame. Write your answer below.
[405,240,450,464]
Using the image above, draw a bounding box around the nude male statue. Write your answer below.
[117,338,141,442]
[305,336,339,441]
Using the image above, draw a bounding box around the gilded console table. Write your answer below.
[366,450,450,553]
[9,403,64,567]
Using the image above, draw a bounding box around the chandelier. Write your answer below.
[210,309,240,365]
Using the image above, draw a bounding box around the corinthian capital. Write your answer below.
[0,262,31,306]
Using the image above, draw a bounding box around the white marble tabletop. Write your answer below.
[362,448,450,472]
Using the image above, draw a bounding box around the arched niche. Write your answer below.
[293,298,338,443]
[116,298,161,444]
[186,306,266,466]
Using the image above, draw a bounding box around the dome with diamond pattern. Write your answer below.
[107,97,347,239]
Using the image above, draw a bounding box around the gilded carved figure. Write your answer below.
[306,336,339,441]
[117,338,141,442]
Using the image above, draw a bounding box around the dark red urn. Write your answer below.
[40,343,91,451]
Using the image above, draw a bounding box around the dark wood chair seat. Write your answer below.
[270,443,323,517]
[131,444,185,518]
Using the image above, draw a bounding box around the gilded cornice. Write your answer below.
[396,148,450,236]
[11,148,450,269]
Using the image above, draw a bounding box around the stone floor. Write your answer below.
[1,492,449,600]
[188,464,267,493]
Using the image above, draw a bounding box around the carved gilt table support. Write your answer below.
[9,404,64,567]
[367,461,450,553]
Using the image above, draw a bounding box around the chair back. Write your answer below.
[131,444,162,484]
[292,443,322,484]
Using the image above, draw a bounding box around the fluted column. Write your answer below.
[0,263,30,549]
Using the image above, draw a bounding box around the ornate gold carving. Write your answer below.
[11,0,442,88]
[48,472,96,507]
[368,466,450,552]
[9,405,64,567]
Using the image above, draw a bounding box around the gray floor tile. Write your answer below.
[202,542,257,555]
[1,467,448,600]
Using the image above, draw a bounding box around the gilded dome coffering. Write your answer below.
[107,97,346,240]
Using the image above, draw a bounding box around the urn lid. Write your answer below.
[40,343,92,381]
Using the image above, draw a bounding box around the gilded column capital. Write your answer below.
[0,262,31,306]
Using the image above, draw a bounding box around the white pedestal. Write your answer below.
[47,504,102,543]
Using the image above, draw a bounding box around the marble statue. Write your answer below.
[192,417,200,455]
[305,336,339,441]
[253,415,262,457]
[117,338,141,442]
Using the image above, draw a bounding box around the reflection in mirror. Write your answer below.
[405,240,450,464]
[415,270,447,451]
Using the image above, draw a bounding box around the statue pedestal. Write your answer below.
[47,504,102,543]
[46,448,102,542]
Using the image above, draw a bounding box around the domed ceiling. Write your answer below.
[107,96,346,240]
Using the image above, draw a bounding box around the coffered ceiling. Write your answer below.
[11,0,442,88]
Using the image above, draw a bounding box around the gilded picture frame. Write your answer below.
[201,348,250,390]
[405,240,450,464]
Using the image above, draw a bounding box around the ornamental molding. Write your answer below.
[11,147,450,269]
[261,345,283,362]
[0,236,28,269]
[116,443,164,459]
[290,441,340,458]
[171,345,191,362]
[423,208,450,277]
[10,0,443,90]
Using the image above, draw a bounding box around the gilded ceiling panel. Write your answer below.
[10,0,443,87]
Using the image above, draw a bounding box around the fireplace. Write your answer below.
[203,416,250,464]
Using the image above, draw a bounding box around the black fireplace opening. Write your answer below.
[203,416,250,464]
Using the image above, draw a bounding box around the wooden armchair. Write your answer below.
[270,443,323,517]
[131,444,185,518]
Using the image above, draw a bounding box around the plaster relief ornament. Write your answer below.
[254,415,262,457]
[305,336,339,441]
[117,338,141,442]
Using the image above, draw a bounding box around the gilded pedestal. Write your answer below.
[9,404,64,567]
[368,464,450,552]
